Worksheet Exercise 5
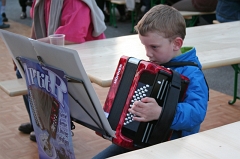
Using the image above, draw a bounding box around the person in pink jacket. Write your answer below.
[30,0,106,44]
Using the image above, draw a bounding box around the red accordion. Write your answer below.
[102,56,190,149]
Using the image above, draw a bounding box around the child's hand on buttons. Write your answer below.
[128,97,162,122]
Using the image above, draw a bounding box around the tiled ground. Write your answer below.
[0,20,240,159]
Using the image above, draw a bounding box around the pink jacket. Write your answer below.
[31,0,105,43]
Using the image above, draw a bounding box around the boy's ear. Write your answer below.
[173,37,183,51]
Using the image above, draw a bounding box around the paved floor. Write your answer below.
[4,0,240,98]
[0,1,240,158]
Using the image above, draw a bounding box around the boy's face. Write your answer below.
[139,31,181,64]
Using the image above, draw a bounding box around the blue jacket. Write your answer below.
[169,47,209,139]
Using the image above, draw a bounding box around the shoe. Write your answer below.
[20,12,27,19]
[30,131,36,142]
[0,23,10,29]
[2,13,8,22]
[18,122,33,134]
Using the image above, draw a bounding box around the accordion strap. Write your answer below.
[163,61,209,101]
[162,61,198,67]
[148,70,181,145]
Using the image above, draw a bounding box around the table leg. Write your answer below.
[228,64,240,105]
[131,11,136,33]
[109,3,117,28]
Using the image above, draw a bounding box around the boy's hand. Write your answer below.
[128,97,162,122]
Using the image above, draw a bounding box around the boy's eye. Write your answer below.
[151,45,158,49]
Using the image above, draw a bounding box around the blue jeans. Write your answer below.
[216,0,240,23]
[92,144,131,159]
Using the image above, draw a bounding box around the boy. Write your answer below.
[93,4,208,158]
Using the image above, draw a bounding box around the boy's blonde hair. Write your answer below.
[135,4,186,40]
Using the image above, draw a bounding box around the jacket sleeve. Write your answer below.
[170,66,209,131]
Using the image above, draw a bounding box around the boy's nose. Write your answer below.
[145,48,152,58]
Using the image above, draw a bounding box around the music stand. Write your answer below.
[0,30,115,138]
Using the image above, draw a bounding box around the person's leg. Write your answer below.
[105,0,110,14]
[19,0,27,19]
[216,0,240,23]
[96,0,109,22]
[0,0,9,28]
[16,70,34,134]
[135,1,143,21]
[26,0,32,7]
[116,4,126,22]
[1,0,8,22]
[171,0,197,11]
[141,0,151,14]
[96,0,104,12]
[92,144,131,159]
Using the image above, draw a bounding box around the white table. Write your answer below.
[109,121,240,159]
[66,21,240,85]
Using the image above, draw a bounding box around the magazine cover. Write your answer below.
[19,57,75,159]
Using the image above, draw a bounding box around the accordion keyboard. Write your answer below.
[124,84,150,126]
[121,71,171,145]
